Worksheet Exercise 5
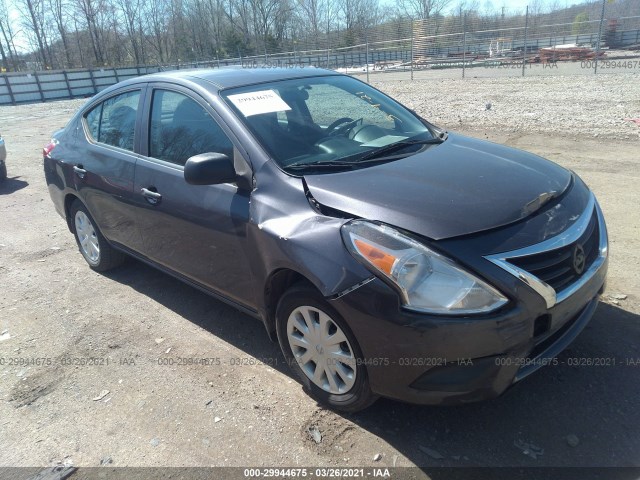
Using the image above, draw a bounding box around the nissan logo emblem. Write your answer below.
[573,243,586,275]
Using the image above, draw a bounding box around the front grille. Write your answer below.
[508,210,599,293]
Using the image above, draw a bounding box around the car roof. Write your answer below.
[131,67,342,91]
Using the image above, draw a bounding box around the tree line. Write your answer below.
[0,0,636,72]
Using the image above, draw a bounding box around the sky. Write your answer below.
[441,0,578,15]
[482,0,536,10]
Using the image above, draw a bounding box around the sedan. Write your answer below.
[44,68,608,411]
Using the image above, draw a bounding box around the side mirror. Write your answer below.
[184,152,236,185]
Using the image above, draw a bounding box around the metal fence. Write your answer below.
[1,4,639,106]
[0,66,168,105]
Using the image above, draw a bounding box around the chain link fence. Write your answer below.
[1,2,639,105]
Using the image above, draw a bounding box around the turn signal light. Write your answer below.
[353,239,396,275]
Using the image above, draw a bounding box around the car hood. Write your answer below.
[304,132,573,240]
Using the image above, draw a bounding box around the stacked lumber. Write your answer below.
[539,45,605,62]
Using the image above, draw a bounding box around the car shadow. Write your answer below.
[104,260,639,471]
[0,177,29,195]
[104,258,290,377]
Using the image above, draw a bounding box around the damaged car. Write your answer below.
[44,68,608,411]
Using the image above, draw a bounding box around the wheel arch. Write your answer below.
[263,268,317,341]
[64,192,82,233]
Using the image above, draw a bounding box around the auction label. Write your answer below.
[228,89,291,117]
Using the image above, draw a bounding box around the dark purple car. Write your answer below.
[44,68,608,411]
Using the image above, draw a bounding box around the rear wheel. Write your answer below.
[276,284,377,412]
[0,161,6,181]
[70,200,125,271]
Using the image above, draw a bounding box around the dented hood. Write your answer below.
[304,133,572,240]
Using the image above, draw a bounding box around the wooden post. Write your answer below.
[3,74,16,105]
[62,70,72,98]
[88,69,97,94]
[33,72,45,102]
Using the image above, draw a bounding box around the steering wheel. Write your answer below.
[326,117,355,136]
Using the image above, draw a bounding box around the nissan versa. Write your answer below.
[44,68,608,411]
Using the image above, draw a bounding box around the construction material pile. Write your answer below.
[539,44,605,62]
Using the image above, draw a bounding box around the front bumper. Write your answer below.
[328,247,607,406]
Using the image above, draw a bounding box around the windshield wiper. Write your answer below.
[285,135,446,172]
[286,160,356,171]
[356,136,444,162]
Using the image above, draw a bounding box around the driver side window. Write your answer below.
[149,90,233,166]
[304,84,396,130]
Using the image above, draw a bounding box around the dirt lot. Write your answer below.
[0,74,639,474]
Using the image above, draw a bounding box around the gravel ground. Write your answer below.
[0,73,639,473]
[371,73,640,140]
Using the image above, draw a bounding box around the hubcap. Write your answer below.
[286,305,357,394]
[75,211,100,264]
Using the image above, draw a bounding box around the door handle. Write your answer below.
[141,187,162,205]
[73,165,87,179]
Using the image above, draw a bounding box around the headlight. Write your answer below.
[341,221,508,315]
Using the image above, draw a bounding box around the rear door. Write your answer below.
[132,84,255,307]
[77,88,145,251]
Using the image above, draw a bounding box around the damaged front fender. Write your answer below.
[245,162,374,321]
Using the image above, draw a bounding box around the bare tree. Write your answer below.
[116,0,144,64]
[17,0,52,68]
[338,0,379,42]
[250,0,284,55]
[295,0,327,47]
[76,0,105,65]
[144,0,170,63]
[226,0,253,54]
[48,0,73,67]
[398,0,453,20]
[0,0,20,70]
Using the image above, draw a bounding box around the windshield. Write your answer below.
[222,75,438,174]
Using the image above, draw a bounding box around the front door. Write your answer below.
[133,86,254,307]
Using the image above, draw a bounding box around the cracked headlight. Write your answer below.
[341,221,508,315]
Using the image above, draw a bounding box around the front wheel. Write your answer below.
[276,284,377,412]
[70,200,125,271]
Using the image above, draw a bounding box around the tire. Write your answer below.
[276,284,378,412]
[70,199,125,271]
[0,161,6,182]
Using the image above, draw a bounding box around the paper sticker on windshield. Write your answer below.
[227,90,291,117]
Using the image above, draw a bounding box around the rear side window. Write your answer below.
[85,105,101,140]
[84,90,141,152]
[149,90,233,166]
